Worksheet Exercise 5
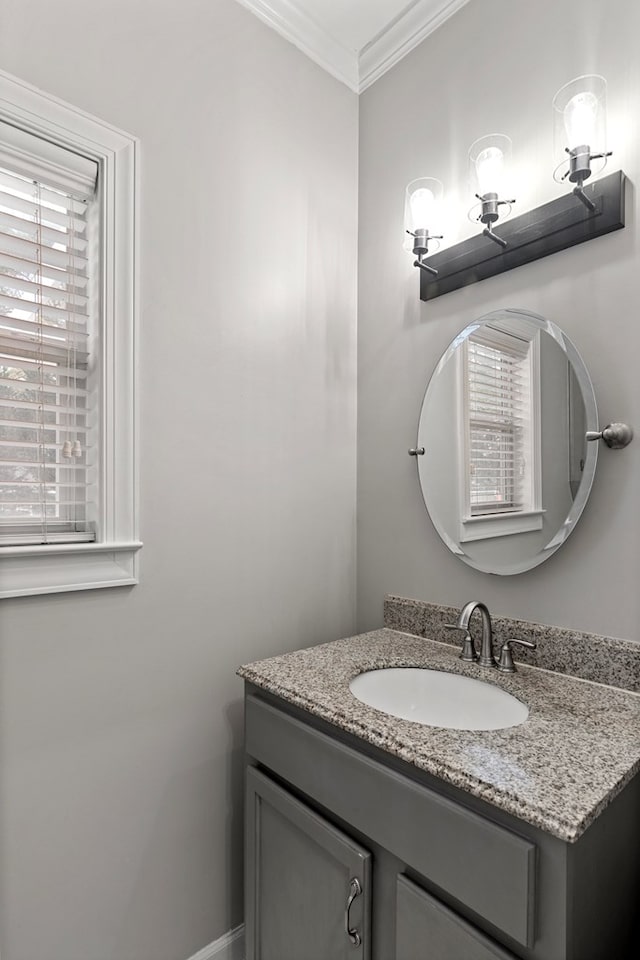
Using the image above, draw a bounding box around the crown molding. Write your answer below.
[234,0,359,91]
[358,0,472,92]
[235,0,472,94]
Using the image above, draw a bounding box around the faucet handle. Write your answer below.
[444,624,478,663]
[497,638,536,673]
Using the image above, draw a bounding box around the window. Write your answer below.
[459,324,542,542]
[0,126,98,547]
[0,69,139,597]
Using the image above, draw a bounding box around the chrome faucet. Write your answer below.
[445,601,537,672]
[446,601,496,667]
[452,600,496,667]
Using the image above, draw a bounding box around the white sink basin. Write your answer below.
[349,668,528,731]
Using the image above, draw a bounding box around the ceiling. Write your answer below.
[234,0,473,93]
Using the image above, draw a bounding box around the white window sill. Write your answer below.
[459,510,544,543]
[0,541,143,599]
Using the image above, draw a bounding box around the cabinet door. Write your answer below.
[245,767,371,960]
[396,875,521,960]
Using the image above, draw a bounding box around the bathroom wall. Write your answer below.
[0,2,358,959]
[357,0,640,641]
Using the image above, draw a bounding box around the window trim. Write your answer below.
[0,69,140,598]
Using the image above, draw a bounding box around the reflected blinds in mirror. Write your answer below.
[465,329,533,517]
[0,129,98,546]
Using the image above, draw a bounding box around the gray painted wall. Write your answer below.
[357,0,640,641]
[0,2,358,959]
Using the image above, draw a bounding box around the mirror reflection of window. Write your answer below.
[459,324,542,541]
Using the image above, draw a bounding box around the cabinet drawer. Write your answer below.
[396,875,520,960]
[245,694,536,948]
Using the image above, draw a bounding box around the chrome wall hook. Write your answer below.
[586,422,633,449]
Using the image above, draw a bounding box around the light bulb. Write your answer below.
[564,90,598,149]
[403,178,443,251]
[409,187,435,231]
[476,146,505,196]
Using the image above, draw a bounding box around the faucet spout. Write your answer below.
[455,601,496,668]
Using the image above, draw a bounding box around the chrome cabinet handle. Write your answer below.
[345,877,362,947]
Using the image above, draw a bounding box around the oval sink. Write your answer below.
[349,668,528,731]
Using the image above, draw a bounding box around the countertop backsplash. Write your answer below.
[383,595,640,694]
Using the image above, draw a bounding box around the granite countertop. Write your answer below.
[237,628,640,843]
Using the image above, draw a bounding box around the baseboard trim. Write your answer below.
[186,924,245,960]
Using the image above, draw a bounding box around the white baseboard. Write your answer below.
[186,924,245,960]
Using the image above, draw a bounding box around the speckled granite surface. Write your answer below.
[238,628,640,843]
[384,595,640,693]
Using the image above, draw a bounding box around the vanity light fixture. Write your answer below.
[468,134,515,248]
[404,178,444,275]
[405,75,624,302]
[553,75,612,211]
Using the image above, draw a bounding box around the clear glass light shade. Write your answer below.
[553,75,608,181]
[469,135,512,198]
[403,178,443,250]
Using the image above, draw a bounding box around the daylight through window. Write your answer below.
[464,328,534,519]
[0,128,98,545]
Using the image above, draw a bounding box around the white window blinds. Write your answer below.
[464,329,533,518]
[0,122,99,546]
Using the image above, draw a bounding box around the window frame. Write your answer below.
[0,69,140,598]
[457,325,543,544]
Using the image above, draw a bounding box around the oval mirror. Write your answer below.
[416,309,598,575]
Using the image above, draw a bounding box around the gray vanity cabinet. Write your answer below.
[244,686,640,960]
[245,766,372,960]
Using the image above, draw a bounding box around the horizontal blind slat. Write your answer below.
[0,397,89,415]
[0,417,89,433]
[0,250,88,289]
[0,340,89,368]
[0,478,91,488]
[0,188,87,232]
[0,457,92,468]
[0,352,89,377]
[0,229,88,270]
[0,272,89,310]
[0,374,88,392]
[0,209,88,254]
[0,320,88,352]
[0,498,92,506]
[0,291,88,324]
[0,437,93,449]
